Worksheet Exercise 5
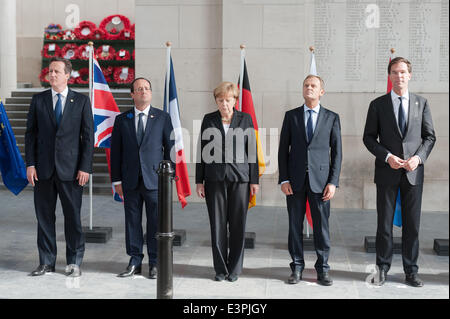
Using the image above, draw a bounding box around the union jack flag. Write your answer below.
[91,58,123,201]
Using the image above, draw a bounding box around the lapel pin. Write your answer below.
[150,115,155,118]
[70,99,74,103]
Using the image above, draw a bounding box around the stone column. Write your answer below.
[0,0,17,100]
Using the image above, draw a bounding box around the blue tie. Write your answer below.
[55,93,62,127]
[398,97,406,136]
[307,109,314,143]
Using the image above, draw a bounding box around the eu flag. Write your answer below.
[0,100,28,195]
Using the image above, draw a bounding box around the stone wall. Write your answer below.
[134,0,448,211]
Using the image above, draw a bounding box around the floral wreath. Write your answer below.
[44,24,63,40]
[62,29,76,40]
[119,28,134,40]
[61,43,79,60]
[41,43,61,59]
[76,68,90,84]
[74,21,97,40]
[76,44,92,60]
[39,67,50,83]
[92,28,106,40]
[132,49,135,60]
[102,66,114,82]
[68,69,80,84]
[113,67,134,84]
[99,15,131,40]
[96,45,116,60]
[115,49,131,61]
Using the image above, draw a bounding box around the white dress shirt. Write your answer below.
[113,105,151,186]
[390,90,409,129]
[385,91,421,164]
[222,123,230,134]
[51,86,69,113]
[304,103,321,138]
[134,105,151,132]
[281,102,325,186]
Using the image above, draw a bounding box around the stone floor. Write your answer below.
[0,190,448,300]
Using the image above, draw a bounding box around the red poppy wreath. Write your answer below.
[113,67,134,84]
[39,67,50,83]
[115,49,130,61]
[96,45,116,61]
[102,66,114,82]
[99,15,131,40]
[61,43,79,60]
[76,68,90,84]
[73,21,97,40]
[41,43,61,59]
[76,44,91,60]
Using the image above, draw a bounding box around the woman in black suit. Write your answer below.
[196,82,259,282]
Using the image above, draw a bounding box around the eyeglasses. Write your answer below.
[135,87,151,92]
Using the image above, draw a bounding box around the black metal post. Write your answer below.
[156,160,175,299]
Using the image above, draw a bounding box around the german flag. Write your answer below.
[237,60,265,209]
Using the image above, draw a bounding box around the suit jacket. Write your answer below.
[195,109,259,184]
[25,88,94,181]
[363,92,436,186]
[278,105,342,193]
[110,106,174,191]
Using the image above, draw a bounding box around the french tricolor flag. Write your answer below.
[92,58,123,202]
[164,56,191,208]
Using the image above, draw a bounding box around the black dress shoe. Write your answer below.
[214,274,226,281]
[371,269,387,286]
[317,273,333,286]
[288,270,302,284]
[30,265,55,276]
[149,264,157,279]
[227,274,238,282]
[117,265,141,277]
[405,274,424,287]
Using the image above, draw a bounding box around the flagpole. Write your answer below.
[165,41,172,111]
[304,46,318,239]
[88,41,94,231]
[239,44,245,109]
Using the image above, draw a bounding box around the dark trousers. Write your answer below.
[123,177,158,266]
[376,172,423,275]
[204,180,250,277]
[34,173,84,266]
[286,175,331,274]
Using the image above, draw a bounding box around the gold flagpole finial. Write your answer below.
[309,46,315,53]
[166,41,172,47]
[240,44,246,50]
[390,48,395,54]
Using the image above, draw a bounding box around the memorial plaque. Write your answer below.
[310,0,449,93]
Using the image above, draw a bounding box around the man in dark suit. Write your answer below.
[25,57,94,277]
[111,77,174,279]
[278,75,342,286]
[363,57,436,287]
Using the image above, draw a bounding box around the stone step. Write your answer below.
[9,118,27,125]
[2,104,30,112]
[2,110,28,119]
